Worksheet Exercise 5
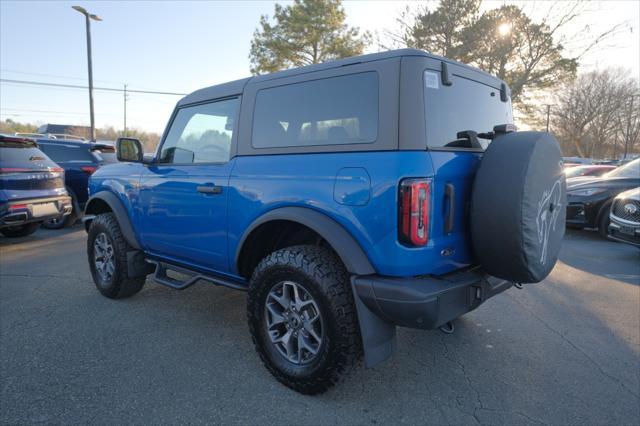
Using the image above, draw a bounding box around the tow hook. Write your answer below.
[514,283,524,289]
[439,321,455,334]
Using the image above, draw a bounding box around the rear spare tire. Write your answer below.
[470,131,566,283]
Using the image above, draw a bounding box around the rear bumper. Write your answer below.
[352,267,512,330]
[0,196,72,228]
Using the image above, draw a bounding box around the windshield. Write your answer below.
[424,70,513,149]
[604,159,640,179]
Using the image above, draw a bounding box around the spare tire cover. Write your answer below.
[470,131,566,283]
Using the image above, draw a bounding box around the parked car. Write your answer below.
[563,156,593,166]
[566,158,640,236]
[564,164,616,179]
[0,135,72,237]
[83,48,566,394]
[35,138,118,228]
[608,187,640,247]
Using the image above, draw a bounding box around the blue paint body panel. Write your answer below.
[89,150,481,278]
[334,167,371,206]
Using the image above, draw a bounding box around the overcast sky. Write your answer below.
[1,0,638,133]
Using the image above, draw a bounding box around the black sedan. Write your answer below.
[566,158,640,237]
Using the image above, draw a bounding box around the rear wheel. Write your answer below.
[87,213,146,299]
[0,222,40,238]
[247,245,361,395]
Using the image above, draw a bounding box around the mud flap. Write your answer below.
[126,250,154,278]
[350,279,396,368]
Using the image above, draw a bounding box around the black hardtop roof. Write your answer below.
[178,48,501,106]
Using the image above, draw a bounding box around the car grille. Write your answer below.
[612,199,640,224]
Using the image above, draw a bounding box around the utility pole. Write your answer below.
[123,84,128,136]
[545,104,552,133]
[72,6,102,141]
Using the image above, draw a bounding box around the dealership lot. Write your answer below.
[1,227,638,425]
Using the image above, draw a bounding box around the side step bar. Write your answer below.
[148,260,248,292]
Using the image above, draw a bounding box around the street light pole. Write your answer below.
[72,6,101,141]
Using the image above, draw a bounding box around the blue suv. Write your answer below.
[36,138,117,228]
[0,135,72,237]
[83,49,566,394]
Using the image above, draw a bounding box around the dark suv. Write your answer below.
[83,49,566,394]
[0,135,72,237]
[36,138,117,228]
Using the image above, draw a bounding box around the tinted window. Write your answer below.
[38,143,95,162]
[252,72,378,148]
[0,146,46,162]
[424,71,513,149]
[160,98,239,164]
[0,144,57,169]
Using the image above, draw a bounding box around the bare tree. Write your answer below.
[382,0,630,120]
[616,93,640,159]
[552,69,639,159]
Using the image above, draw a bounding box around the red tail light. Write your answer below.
[81,166,98,175]
[399,178,431,246]
[49,167,64,172]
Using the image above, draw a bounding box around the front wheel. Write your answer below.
[247,245,362,395]
[87,213,146,299]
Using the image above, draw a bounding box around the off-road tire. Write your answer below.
[0,222,40,238]
[247,245,362,395]
[87,213,146,299]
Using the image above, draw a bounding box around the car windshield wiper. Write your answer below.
[445,124,517,149]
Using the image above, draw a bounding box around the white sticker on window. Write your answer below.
[424,71,439,89]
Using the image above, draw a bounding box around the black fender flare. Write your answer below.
[84,191,141,250]
[235,206,376,275]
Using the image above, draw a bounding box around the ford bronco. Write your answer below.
[83,49,566,394]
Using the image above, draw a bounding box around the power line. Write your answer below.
[0,107,121,117]
[1,68,123,85]
[0,78,187,96]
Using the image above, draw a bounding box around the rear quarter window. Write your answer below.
[252,72,378,148]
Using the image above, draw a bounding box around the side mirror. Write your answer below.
[116,137,143,162]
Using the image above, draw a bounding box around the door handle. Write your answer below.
[197,185,222,195]
[444,183,455,234]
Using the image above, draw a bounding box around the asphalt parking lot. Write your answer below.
[1,227,638,425]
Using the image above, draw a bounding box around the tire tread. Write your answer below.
[247,245,361,395]
[87,213,145,299]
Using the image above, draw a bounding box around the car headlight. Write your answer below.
[567,188,606,197]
